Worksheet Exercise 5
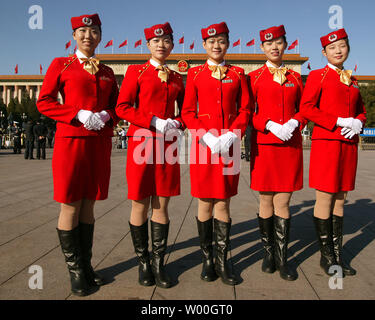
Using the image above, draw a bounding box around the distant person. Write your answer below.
[300,28,366,277]
[33,120,48,159]
[11,123,22,154]
[47,125,55,148]
[243,124,251,162]
[23,120,34,159]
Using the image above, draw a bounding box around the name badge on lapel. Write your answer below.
[352,84,359,89]
[222,79,233,83]
[285,83,295,87]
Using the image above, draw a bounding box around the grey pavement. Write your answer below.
[0,145,374,300]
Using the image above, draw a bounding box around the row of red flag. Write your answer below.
[65,38,298,50]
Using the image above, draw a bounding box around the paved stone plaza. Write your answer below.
[0,146,374,300]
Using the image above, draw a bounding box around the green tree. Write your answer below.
[360,85,375,128]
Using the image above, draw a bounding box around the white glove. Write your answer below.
[337,117,354,128]
[280,119,299,141]
[166,118,181,129]
[202,132,221,154]
[165,128,184,141]
[219,132,238,153]
[266,120,289,141]
[341,127,356,139]
[95,110,111,123]
[151,116,169,133]
[351,119,363,134]
[77,110,105,131]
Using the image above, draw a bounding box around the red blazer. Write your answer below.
[249,65,306,145]
[37,55,119,137]
[115,62,185,137]
[300,66,366,143]
[181,63,252,138]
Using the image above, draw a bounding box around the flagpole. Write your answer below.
[183,33,185,54]
[254,40,256,54]
[126,40,128,54]
[112,38,114,54]
[239,37,242,54]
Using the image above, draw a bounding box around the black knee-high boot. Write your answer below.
[129,220,155,286]
[273,215,297,281]
[257,215,276,273]
[313,216,337,275]
[196,217,218,282]
[57,226,89,296]
[78,222,105,286]
[150,220,172,288]
[332,215,356,276]
[213,218,238,285]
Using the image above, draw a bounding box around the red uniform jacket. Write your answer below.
[300,66,366,143]
[37,55,119,137]
[115,62,185,137]
[181,63,252,138]
[249,65,306,145]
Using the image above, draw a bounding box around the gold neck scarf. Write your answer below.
[80,58,100,75]
[268,66,288,85]
[335,68,352,86]
[156,65,170,83]
[208,65,228,80]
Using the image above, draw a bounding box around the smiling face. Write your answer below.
[203,34,229,64]
[73,25,101,57]
[260,36,287,67]
[322,39,349,69]
[147,35,174,65]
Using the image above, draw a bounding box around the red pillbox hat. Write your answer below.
[144,22,173,41]
[201,22,229,40]
[320,28,348,47]
[259,25,286,42]
[71,14,101,30]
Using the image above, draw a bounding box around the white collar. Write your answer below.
[207,59,226,67]
[266,61,285,69]
[150,59,168,68]
[76,49,96,64]
[327,63,345,71]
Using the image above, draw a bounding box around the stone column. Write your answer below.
[2,85,6,103]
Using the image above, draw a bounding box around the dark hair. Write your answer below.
[261,35,287,44]
[147,34,174,45]
[323,37,350,53]
[203,33,230,44]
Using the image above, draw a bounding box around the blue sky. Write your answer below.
[0,0,374,75]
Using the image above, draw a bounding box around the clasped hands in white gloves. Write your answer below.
[151,116,181,134]
[202,131,238,154]
[77,110,110,131]
[266,119,299,141]
[337,117,363,139]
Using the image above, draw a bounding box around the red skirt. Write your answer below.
[189,137,241,199]
[126,136,180,200]
[250,143,303,192]
[52,137,112,203]
[309,139,358,193]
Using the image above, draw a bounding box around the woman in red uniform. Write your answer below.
[37,14,119,296]
[182,22,251,285]
[249,25,305,281]
[300,29,366,276]
[116,22,184,288]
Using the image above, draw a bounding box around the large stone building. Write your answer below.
[1,53,374,106]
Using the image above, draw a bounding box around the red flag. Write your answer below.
[307,63,311,70]
[246,39,255,46]
[73,45,77,53]
[190,41,194,50]
[134,39,142,48]
[40,64,43,75]
[288,39,298,50]
[119,39,128,48]
[233,39,241,47]
[179,36,184,44]
[354,64,358,72]
[104,40,113,48]
[65,40,71,50]
[15,64,18,74]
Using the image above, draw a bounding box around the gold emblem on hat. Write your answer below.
[154,28,164,36]
[265,33,273,41]
[82,17,92,26]
[329,34,337,42]
[207,28,217,36]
